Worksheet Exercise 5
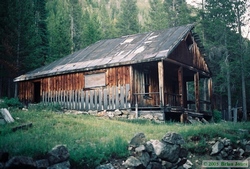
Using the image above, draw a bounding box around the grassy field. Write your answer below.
[1,106,250,168]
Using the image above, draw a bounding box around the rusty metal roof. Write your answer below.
[14,24,195,82]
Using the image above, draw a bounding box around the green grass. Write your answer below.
[1,108,250,168]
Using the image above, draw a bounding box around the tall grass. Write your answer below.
[1,108,250,168]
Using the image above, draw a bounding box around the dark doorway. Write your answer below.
[34,82,41,103]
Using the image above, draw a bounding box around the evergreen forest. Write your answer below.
[0,0,250,120]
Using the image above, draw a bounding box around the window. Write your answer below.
[85,73,105,88]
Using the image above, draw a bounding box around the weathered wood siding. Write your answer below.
[19,81,34,102]
[18,66,131,103]
[132,63,160,107]
[168,40,209,74]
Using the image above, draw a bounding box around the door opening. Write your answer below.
[34,82,41,103]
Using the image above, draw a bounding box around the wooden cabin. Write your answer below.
[14,24,212,120]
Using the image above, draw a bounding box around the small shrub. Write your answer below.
[0,97,22,109]
[186,137,209,154]
[213,109,222,123]
[29,103,62,112]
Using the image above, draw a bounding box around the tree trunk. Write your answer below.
[225,55,232,121]
[236,4,247,121]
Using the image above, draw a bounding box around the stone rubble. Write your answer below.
[122,132,191,169]
[1,145,70,169]
[96,133,250,169]
[210,137,250,161]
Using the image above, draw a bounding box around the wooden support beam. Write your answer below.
[208,78,213,111]
[158,60,164,107]
[178,66,184,107]
[129,65,133,105]
[194,72,200,113]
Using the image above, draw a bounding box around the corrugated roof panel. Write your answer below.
[14,24,195,82]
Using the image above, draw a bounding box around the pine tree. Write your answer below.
[163,0,192,27]
[116,0,140,36]
[146,0,168,31]
[201,0,249,120]
[46,0,73,63]
[23,0,49,71]
[69,0,85,51]
[82,11,102,47]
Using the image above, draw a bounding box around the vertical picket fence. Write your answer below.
[42,84,130,111]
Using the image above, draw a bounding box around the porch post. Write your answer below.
[208,78,213,111]
[194,72,200,113]
[158,60,165,109]
[178,66,184,107]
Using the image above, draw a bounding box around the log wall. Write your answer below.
[18,66,131,103]
[168,40,210,74]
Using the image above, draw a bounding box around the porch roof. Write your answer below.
[14,24,205,82]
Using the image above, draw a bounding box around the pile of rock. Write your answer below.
[0,145,70,169]
[64,109,165,122]
[122,132,192,169]
[209,137,250,160]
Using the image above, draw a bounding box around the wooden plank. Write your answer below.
[78,90,81,110]
[112,86,115,109]
[104,88,107,109]
[115,86,119,109]
[42,91,45,103]
[125,84,130,108]
[85,90,89,111]
[12,123,32,132]
[90,90,94,110]
[129,66,133,106]
[94,90,98,109]
[194,72,200,112]
[178,66,184,106]
[208,78,213,110]
[81,90,84,110]
[158,61,164,107]
[108,86,111,109]
[1,108,14,123]
[98,89,103,111]
[69,90,72,109]
[120,86,125,109]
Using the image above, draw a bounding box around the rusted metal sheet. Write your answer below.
[15,24,209,82]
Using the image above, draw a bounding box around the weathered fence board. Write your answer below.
[43,85,130,111]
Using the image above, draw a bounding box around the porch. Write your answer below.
[132,90,212,121]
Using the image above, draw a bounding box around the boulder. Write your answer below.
[221,138,231,147]
[5,156,36,169]
[47,161,70,169]
[162,132,185,145]
[147,162,164,169]
[122,156,143,168]
[183,159,193,169]
[135,145,146,152]
[95,163,115,169]
[47,145,69,165]
[114,109,122,116]
[162,160,173,168]
[210,141,224,155]
[179,148,188,158]
[245,144,250,156]
[129,133,146,148]
[150,139,180,163]
[136,152,150,167]
[145,141,154,153]
[35,159,49,169]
